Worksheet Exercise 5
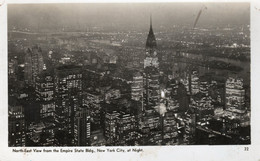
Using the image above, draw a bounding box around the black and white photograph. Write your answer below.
[7,3,251,147]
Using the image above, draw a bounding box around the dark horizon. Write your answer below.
[8,3,250,32]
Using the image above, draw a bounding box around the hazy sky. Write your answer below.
[8,3,250,31]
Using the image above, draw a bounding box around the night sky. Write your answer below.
[8,3,250,31]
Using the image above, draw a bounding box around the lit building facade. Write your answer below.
[8,104,26,147]
[131,71,143,101]
[104,111,120,145]
[35,72,55,119]
[143,17,160,107]
[54,65,83,142]
[82,92,102,127]
[225,77,245,110]
[191,70,200,95]
[117,112,137,145]
[163,111,178,145]
[74,106,91,146]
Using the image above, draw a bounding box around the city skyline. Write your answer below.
[8,3,250,147]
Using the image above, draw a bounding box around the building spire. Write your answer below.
[150,14,152,29]
[146,14,157,49]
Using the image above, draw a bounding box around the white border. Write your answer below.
[1,1,260,161]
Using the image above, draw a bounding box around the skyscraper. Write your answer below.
[144,15,159,69]
[117,112,137,145]
[24,45,44,86]
[190,70,200,95]
[225,77,245,110]
[131,71,143,101]
[143,16,160,108]
[35,71,55,119]
[54,65,83,145]
[105,111,120,145]
[74,106,91,146]
[8,98,26,147]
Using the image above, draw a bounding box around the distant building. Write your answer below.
[199,76,210,96]
[74,106,91,146]
[190,93,214,118]
[191,70,200,95]
[104,111,120,145]
[141,110,160,131]
[24,45,44,86]
[8,58,18,80]
[90,129,106,146]
[35,71,55,119]
[182,110,196,144]
[27,122,45,145]
[121,47,144,69]
[105,89,121,103]
[117,112,137,145]
[180,73,190,95]
[225,77,245,110]
[163,111,178,145]
[144,67,160,107]
[8,101,26,147]
[148,129,163,145]
[82,92,102,128]
[177,83,189,112]
[167,79,178,97]
[131,71,143,102]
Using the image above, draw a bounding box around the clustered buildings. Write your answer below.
[8,17,250,147]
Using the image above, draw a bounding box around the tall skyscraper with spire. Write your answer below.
[143,15,160,108]
[144,15,159,69]
[146,15,157,50]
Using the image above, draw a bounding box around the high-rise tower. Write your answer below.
[54,65,83,145]
[35,71,55,120]
[24,45,44,86]
[146,15,157,50]
[144,15,159,69]
[143,16,160,108]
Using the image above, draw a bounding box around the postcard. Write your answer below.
[0,0,260,161]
